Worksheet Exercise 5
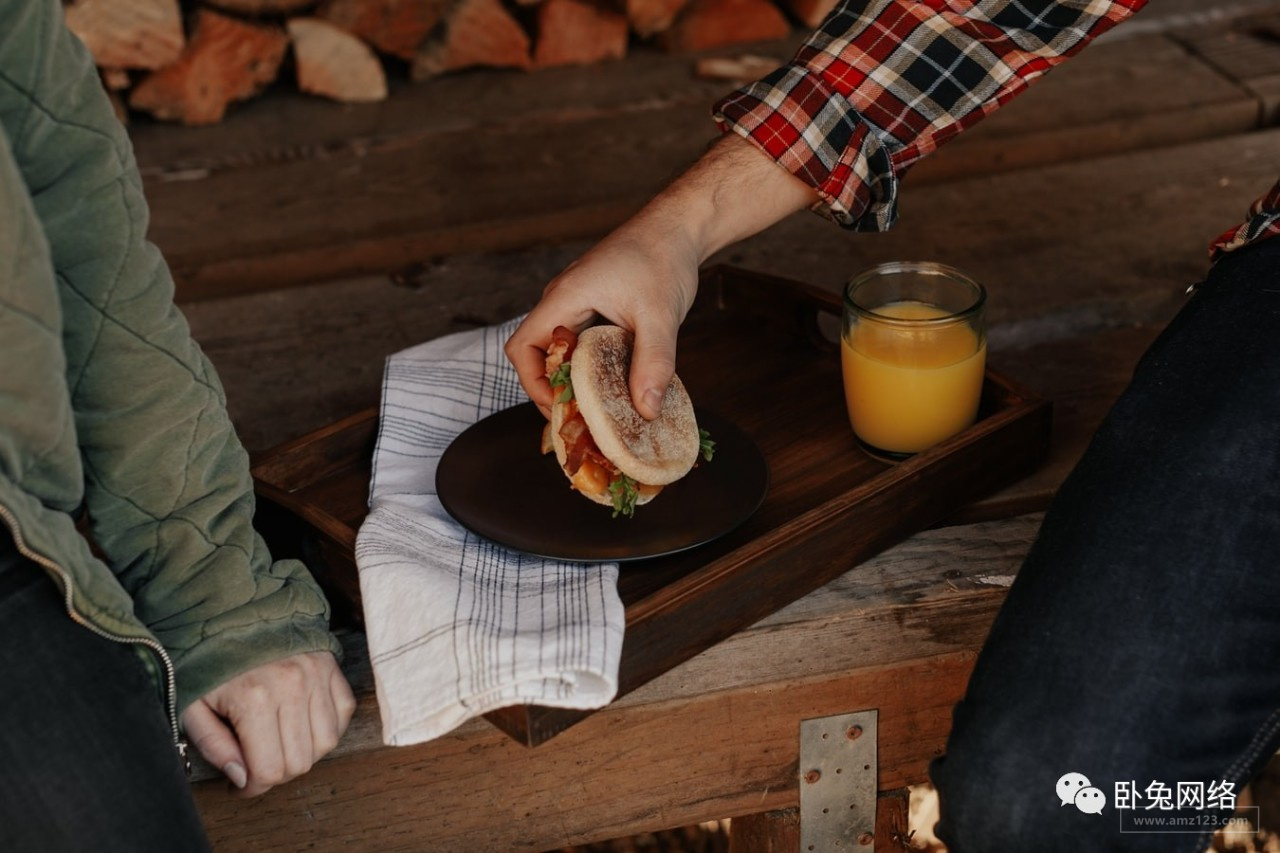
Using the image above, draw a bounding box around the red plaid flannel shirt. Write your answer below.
[713,0,1280,259]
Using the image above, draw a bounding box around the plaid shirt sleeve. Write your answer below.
[714,0,1148,231]
[1211,180,1280,260]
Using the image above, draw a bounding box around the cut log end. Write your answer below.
[660,0,791,53]
[534,0,628,69]
[780,0,837,29]
[63,0,184,70]
[203,0,318,15]
[316,0,450,61]
[129,10,289,126]
[625,0,691,39]
[693,53,784,85]
[289,18,388,103]
[412,0,532,80]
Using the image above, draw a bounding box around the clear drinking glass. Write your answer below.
[841,262,987,459]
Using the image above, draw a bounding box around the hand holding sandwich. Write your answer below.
[505,133,818,420]
[543,324,708,515]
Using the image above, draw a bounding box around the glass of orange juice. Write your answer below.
[841,262,987,459]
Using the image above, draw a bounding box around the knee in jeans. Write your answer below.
[928,712,1070,851]
[931,756,1041,849]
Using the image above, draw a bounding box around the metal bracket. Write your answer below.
[799,709,878,851]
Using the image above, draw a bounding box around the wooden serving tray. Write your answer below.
[250,265,1052,746]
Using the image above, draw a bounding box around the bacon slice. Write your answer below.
[544,323,662,506]
[558,402,626,498]
[558,407,590,473]
[544,325,579,378]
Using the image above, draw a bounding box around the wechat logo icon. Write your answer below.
[1057,772,1106,814]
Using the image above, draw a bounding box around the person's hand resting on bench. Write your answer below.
[182,652,356,797]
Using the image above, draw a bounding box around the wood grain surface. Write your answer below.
[192,514,1041,850]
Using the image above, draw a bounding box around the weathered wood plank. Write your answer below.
[1180,16,1280,123]
[874,790,913,853]
[192,511,1039,779]
[726,809,799,852]
[143,30,1266,301]
[195,652,978,850]
[146,103,714,299]
[194,512,1036,848]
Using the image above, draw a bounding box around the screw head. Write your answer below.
[804,769,822,784]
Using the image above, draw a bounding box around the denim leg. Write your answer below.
[932,237,1280,852]
[0,531,210,853]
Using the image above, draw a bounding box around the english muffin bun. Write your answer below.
[542,324,702,515]
[570,326,700,486]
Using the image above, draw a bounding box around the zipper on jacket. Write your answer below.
[0,504,190,776]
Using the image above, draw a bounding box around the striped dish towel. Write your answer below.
[354,318,625,747]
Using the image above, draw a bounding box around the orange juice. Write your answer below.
[841,300,986,454]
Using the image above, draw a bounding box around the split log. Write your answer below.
[780,0,836,29]
[288,18,388,103]
[660,0,791,53]
[316,0,449,60]
[694,53,783,85]
[63,0,183,70]
[625,0,691,39]
[412,0,532,80]
[203,0,318,15]
[100,67,132,90]
[534,0,628,68]
[129,10,289,125]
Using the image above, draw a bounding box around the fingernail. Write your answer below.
[642,388,664,416]
[223,761,247,789]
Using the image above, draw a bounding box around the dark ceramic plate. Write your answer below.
[436,403,769,563]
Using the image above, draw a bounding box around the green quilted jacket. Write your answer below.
[0,0,341,749]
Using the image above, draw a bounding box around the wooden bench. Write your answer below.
[161,6,1280,849]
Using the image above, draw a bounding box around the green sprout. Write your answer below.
[549,363,573,403]
[609,474,639,518]
[699,428,716,462]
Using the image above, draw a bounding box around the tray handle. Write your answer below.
[700,264,842,355]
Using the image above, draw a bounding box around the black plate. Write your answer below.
[436,403,769,562]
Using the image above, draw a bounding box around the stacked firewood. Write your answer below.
[64,0,836,125]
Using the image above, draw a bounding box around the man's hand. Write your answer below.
[505,133,819,420]
[506,218,701,421]
[180,651,355,797]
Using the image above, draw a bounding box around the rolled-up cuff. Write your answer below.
[713,64,899,232]
[1210,180,1280,262]
[169,567,341,714]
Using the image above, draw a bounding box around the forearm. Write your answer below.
[631,133,820,264]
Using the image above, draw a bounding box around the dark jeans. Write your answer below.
[0,530,209,852]
[932,236,1280,851]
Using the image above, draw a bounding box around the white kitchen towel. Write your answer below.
[354,318,625,747]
